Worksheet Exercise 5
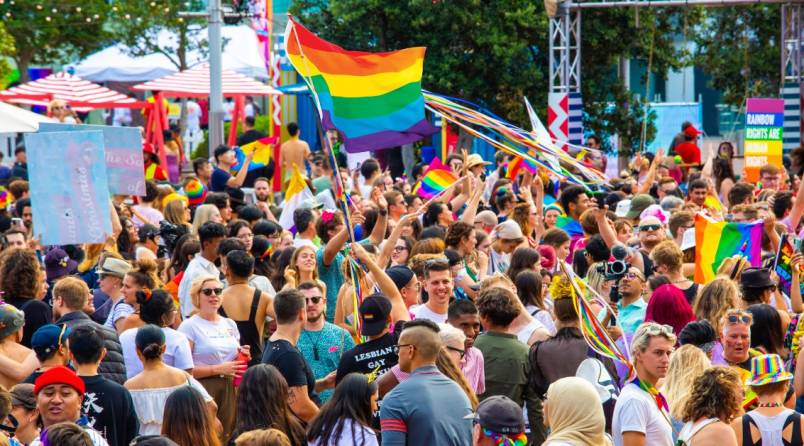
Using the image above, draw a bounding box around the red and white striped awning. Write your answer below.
[0,72,139,112]
[131,63,281,98]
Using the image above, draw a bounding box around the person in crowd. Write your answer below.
[514,270,556,335]
[67,325,139,446]
[229,365,305,446]
[612,322,675,446]
[471,395,527,446]
[2,249,51,348]
[261,288,327,423]
[97,257,132,330]
[52,277,126,385]
[180,275,246,440]
[210,145,254,194]
[380,319,473,445]
[234,429,291,446]
[161,386,221,446]
[179,222,226,318]
[282,245,320,291]
[307,373,378,446]
[163,199,192,234]
[473,286,543,443]
[677,367,743,444]
[192,204,224,234]
[25,324,72,384]
[739,268,791,329]
[8,383,39,445]
[30,366,108,445]
[125,324,215,436]
[746,304,786,357]
[661,344,711,437]
[678,320,719,359]
[131,181,164,229]
[119,289,190,378]
[385,265,420,310]
[279,123,311,183]
[604,267,648,340]
[543,377,612,446]
[446,300,485,394]
[487,220,525,275]
[411,258,453,323]
[114,259,161,334]
[644,284,695,338]
[650,240,699,305]
[297,281,355,403]
[0,303,32,389]
[316,211,349,323]
[220,250,273,366]
[733,353,804,445]
[205,193,234,223]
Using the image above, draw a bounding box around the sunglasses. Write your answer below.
[639,224,662,232]
[305,296,323,304]
[201,288,223,296]
[726,311,752,325]
[623,272,644,281]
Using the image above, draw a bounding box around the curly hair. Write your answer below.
[0,249,41,299]
[444,222,475,250]
[681,366,743,423]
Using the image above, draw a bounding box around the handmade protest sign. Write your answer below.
[38,123,145,195]
[744,98,784,183]
[24,131,112,245]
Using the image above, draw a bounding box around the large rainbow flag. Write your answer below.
[284,17,437,153]
[694,213,763,283]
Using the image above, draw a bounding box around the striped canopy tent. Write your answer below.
[132,64,282,161]
[0,72,145,112]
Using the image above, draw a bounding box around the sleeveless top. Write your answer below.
[219,288,262,366]
[678,417,720,445]
[742,409,803,446]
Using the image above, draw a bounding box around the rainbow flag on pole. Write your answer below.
[284,17,437,153]
[694,213,763,283]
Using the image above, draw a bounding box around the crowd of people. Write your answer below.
[2,119,804,446]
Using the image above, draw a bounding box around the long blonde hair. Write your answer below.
[192,204,220,234]
[694,277,740,334]
[288,245,319,285]
[661,344,711,420]
[164,199,189,227]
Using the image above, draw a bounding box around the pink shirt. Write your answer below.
[389,346,485,395]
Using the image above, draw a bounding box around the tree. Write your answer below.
[0,0,112,82]
[0,22,15,84]
[693,5,781,108]
[109,0,209,71]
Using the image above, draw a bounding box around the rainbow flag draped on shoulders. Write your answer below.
[694,213,763,283]
[284,17,437,153]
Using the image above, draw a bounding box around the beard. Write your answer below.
[307,311,323,323]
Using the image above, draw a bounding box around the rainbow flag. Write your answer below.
[414,168,458,200]
[694,213,763,283]
[703,194,723,212]
[506,156,538,179]
[232,136,277,172]
[556,216,583,238]
[284,17,437,153]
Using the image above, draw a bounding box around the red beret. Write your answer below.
[34,366,85,396]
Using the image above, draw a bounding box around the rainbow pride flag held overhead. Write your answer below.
[556,216,583,238]
[284,17,437,153]
[694,213,763,283]
[506,156,538,179]
[413,157,457,199]
[231,136,277,172]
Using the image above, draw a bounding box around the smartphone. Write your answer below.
[11,218,23,229]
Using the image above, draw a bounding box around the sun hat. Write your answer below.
[747,354,793,386]
[493,220,524,241]
[96,257,132,279]
[465,154,492,170]
[474,210,498,227]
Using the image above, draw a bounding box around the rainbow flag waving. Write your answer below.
[232,136,277,172]
[694,213,763,283]
[284,17,437,153]
[506,156,538,179]
[413,158,458,199]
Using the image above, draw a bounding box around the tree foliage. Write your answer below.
[110,0,208,71]
[289,1,698,156]
[0,22,15,84]
[693,5,781,108]
[0,0,111,81]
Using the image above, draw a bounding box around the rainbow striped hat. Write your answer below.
[183,180,207,206]
[748,354,793,386]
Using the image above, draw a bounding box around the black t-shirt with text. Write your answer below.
[80,375,139,446]
[262,339,320,405]
[335,331,399,383]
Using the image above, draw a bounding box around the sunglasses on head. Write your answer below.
[726,310,752,325]
[639,323,675,337]
[639,224,662,232]
[424,258,449,270]
[305,296,322,304]
[201,288,223,296]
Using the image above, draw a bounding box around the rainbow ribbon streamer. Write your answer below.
[560,263,635,381]
[423,92,609,190]
[348,256,366,344]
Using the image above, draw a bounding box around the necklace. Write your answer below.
[757,402,782,408]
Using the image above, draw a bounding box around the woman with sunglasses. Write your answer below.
[180,275,248,442]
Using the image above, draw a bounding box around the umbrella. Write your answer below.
[0,101,55,133]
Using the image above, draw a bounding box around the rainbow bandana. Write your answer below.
[483,429,527,446]
[632,377,669,414]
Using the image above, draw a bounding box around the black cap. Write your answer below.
[476,395,526,435]
[359,294,392,337]
[386,266,415,290]
[740,267,775,289]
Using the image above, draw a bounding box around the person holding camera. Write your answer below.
[604,267,648,342]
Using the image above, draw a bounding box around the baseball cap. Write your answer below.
[0,303,24,340]
[475,395,525,435]
[474,210,498,227]
[386,266,415,290]
[31,324,71,356]
[299,197,324,210]
[625,194,655,219]
[614,199,632,218]
[9,383,36,410]
[684,125,702,138]
[493,220,524,241]
[359,294,392,337]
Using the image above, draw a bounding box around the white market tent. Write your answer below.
[71,25,269,82]
[0,101,55,133]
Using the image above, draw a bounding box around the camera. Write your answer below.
[595,244,631,304]
[158,220,188,257]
